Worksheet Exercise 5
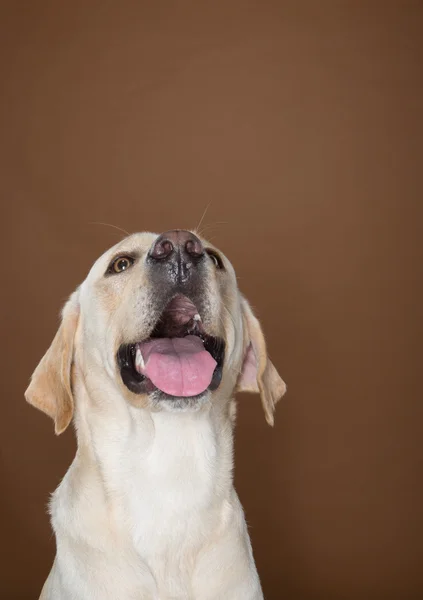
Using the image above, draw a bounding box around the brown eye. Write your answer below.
[206,249,224,270]
[107,255,135,275]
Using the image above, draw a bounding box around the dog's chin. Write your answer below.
[149,389,211,412]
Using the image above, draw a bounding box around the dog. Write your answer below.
[25,229,286,600]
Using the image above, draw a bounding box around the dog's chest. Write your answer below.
[110,415,221,595]
[52,413,227,598]
[124,416,217,540]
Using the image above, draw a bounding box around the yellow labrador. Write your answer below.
[26,230,286,600]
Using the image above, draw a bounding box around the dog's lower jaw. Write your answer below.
[45,389,263,600]
[150,388,212,412]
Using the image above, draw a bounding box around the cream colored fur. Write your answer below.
[25,232,286,600]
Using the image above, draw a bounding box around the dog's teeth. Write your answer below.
[193,314,201,321]
[135,348,145,370]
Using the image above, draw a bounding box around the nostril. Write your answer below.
[185,238,204,257]
[151,239,174,260]
[149,230,204,263]
[161,241,174,257]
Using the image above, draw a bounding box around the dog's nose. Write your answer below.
[148,230,205,288]
[149,230,204,261]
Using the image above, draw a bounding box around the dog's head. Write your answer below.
[25,230,286,434]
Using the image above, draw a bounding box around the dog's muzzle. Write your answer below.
[117,231,225,400]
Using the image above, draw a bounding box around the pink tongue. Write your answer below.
[137,335,217,397]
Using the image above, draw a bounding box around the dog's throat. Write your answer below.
[135,336,217,397]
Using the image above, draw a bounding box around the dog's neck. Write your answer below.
[77,399,234,500]
[55,375,236,550]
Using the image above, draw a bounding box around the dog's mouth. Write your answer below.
[117,295,225,399]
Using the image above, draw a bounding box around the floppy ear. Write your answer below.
[25,292,79,435]
[236,297,286,426]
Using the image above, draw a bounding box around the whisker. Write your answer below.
[203,235,217,244]
[197,221,229,238]
[89,221,131,237]
[194,200,213,235]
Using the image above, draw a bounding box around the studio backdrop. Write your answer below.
[1,2,422,599]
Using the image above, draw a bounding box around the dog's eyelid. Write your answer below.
[205,248,225,270]
[104,251,140,276]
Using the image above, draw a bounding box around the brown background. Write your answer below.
[1,2,422,599]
